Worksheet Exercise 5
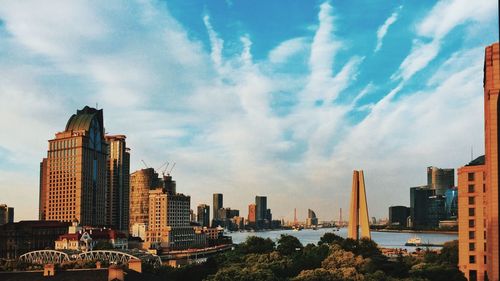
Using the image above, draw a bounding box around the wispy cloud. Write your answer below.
[374,6,402,53]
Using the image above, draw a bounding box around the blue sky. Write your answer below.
[0,0,497,222]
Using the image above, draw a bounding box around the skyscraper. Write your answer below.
[129,168,160,235]
[41,106,108,226]
[255,196,267,221]
[388,206,410,227]
[39,158,48,220]
[197,204,210,227]
[427,166,455,196]
[0,204,14,225]
[347,170,371,240]
[213,193,223,221]
[306,209,318,227]
[409,186,434,228]
[105,135,130,232]
[248,204,256,224]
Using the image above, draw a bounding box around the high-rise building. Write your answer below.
[445,187,458,219]
[213,193,223,221]
[146,181,193,250]
[197,204,210,227]
[388,206,409,227]
[427,166,455,196]
[347,170,370,240]
[458,156,487,281]
[458,43,500,281]
[409,186,434,228]
[306,209,318,227]
[41,106,108,226]
[129,168,160,235]
[0,204,14,225]
[248,204,256,223]
[255,196,267,221]
[105,135,130,232]
[39,158,48,220]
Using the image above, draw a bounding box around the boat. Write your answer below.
[405,236,422,246]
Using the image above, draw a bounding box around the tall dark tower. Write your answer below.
[213,193,223,221]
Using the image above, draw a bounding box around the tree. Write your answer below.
[438,240,458,265]
[92,241,113,250]
[238,236,275,254]
[318,232,344,246]
[277,234,303,256]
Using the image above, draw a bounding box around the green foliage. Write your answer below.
[277,234,303,256]
[92,241,114,250]
[409,262,466,281]
[318,232,344,246]
[437,240,459,265]
[238,236,275,254]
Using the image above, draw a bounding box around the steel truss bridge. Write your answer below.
[19,249,161,267]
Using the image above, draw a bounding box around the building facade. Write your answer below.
[0,204,14,225]
[306,209,318,227]
[40,106,108,226]
[409,186,434,228]
[255,196,267,222]
[105,135,130,232]
[388,206,409,227]
[458,157,487,281]
[427,166,455,196]
[39,158,48,220]
[212,193,223,222]
[129,168,160,236]
[248,204,256,224]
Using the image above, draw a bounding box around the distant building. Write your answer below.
[458,156,487,281]
[248,204,256,224]
[40,106,108,225]
[388,206,409,227]
[427,166,455,196]
[213,193,223,222]
[306,209,318,227]
[0,221,70,259]
[55,220,127,251]
[129,168,160,235]
[105,135,130,232]
[39,158,47,220]
[255,196,267,221]
[427,195,447,227]
[0,204,14,225]
[197,204,210,227]
[409,186,434,228]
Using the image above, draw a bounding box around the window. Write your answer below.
[469,219,475,227]
[468,197,475,205]
[468,185,475,193]
[469,230,475,239]
[469,243,475,251]
[469,255,476,264]
[469,270,477,281]
[469,208,475,216]
[468,173,475,181]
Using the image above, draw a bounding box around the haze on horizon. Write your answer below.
[0,0,498,222]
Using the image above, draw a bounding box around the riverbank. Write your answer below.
[372,229,458,235]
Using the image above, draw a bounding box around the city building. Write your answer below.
[347,170,371,240]
[0,204,14,225]
[388,206,409,227]
[409,186,434,228]
[458,156,487,281]
[40,106,108,226]
[306,209,318,227]
[0,221,70,259]
[445,187,458,219]
[427,166,455,196]
[129,168,160,236]
[146,182,194,250]
[248,204,256,224]
[55,220,127,251]
[212,193,223,223]
[197,204,210,227]
[458,43,500,281]
[105,135,130,232]
[255,196,267,222]
[39,158,47,220]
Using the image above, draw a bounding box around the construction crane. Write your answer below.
[157,160,168,172]
[141,160,149,169]
[167,162,176,175]
[161,162,170,177]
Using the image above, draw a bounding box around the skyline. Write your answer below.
[0,0,498,221]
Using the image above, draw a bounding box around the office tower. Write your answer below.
[483,43,499,281]
[129,168,160,235]
[213,193,223,221]
[458,156,487,281]
[388,206,410,227]
[105,135,130,232]
[347,170,371,240]
[427,166,455,196]
[41,106,107,226]
[0,204,14,225]
[146,182,193,250]
[39,158,48,220]
[306,209,318,227]
[444,187,458,219]
[248,204,256,223]
[255,196,267,221]
[266,209,272,221]
[197,204,210,227]
[409,186,434,228]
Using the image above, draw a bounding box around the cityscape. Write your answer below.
[0,1,499,281]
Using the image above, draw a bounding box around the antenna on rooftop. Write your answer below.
[471,145,474,161]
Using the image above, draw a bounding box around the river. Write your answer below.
[227,228,457,251]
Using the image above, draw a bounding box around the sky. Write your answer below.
[0,0,498,222]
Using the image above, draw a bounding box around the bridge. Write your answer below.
[18,249,161,267]
[159,244,233,260]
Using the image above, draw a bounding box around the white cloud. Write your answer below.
[203,14,224,70]
[374,6,402,52]
[391,39,440,81]
[268,37,308,64]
